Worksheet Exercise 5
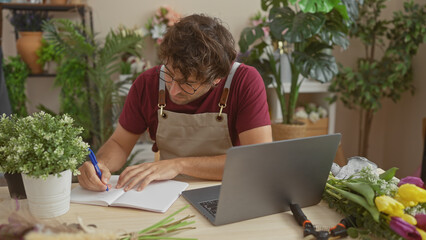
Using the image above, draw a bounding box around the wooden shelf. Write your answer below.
[0,3,89,12]
[0,2,93,43]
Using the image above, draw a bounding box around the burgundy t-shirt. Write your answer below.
[119,63,271,152]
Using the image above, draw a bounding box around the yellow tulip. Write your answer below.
[375,195,405,217]
[395,193,419,207]
[417,228,426,240]
[402,213,418,226]
[398,184,426,203]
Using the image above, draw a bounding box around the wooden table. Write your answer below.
[0,179,346,240]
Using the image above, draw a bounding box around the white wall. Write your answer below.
[2,0,425,177]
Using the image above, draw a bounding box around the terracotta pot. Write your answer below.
[271,122,306,141]
[16,32,43,74]
[4,173,27,199]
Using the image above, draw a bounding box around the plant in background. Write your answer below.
[42,19,144,150]
[0,112,89,179]
[294,102,328,123]
[144,5,181,45]
[3,56,29,117]
[329,0,426,157]
[8,10,50,32]
[238,0,358,124]
[36,39,63,68]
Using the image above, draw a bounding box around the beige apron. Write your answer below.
[156,62,241,160]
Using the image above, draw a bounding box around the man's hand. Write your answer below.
[78,161,112,191]
[116,160,182,191]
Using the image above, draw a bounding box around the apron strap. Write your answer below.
[218,62,241,121]
[158,65,167,118]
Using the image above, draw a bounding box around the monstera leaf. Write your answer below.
[292,0,340,13]
[238,25,266,53]
[292,42,338,82]
[261,0,287,11]
[269,6,325,43]
[319,10,349,49]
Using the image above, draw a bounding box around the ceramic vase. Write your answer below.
[22,169,72,218]
[16,32,43,74]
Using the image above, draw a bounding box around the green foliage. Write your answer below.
[3,56,29,117]
[328,0,426,157]
[55,58,92,140]
[120,60,132,75]
[238,0,354,124]
[36,39,63,67]
[0,112,89,179]
[42,19,144,150]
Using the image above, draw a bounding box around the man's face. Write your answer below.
[163,66,217,105]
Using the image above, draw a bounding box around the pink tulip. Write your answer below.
[415,214,426,231]
[399,176,424,188]
[390,217,421,240]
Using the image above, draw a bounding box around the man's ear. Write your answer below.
[213,79,221,86]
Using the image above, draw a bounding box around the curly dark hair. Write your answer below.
[158,14,237,85]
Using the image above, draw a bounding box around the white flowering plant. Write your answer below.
[294,103,328,123]
[0,112,89,179]
[144,5,181,45]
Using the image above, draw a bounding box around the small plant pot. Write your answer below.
[271,122,307,141]
[4,173,27,199]
[22,169,72,218]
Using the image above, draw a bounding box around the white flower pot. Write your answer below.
[22,169,72,218]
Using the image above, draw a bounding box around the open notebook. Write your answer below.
[71,175,188,213]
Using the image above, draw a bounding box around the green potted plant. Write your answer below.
[0,112,89,218]
[8,10,50,74]
[3,56,29,117]
[42,19,144,150]
[238,0,356,140]
[329,0,426,157]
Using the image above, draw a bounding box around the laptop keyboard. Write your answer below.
[199,199,218,216]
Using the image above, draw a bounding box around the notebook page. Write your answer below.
[70,175,124,206]
[111,180,189,213]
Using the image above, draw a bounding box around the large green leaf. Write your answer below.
[293,42,338,82]
[295,0,341,14]
[340,0,360,22]
[319,10,349,48]
[238,25,266,53]
[261,0,288,11]
[269,6,325,43]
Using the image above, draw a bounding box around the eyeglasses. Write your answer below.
[159,68,202,95]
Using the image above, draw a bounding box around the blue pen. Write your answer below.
[88,148,109,191]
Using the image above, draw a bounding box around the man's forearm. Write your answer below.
[175,154,226,180]
[97,138,129,172]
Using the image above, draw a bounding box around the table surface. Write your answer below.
[0,178,346,240]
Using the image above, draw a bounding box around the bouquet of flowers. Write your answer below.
[144,6,181,45]
[324,158,426,239]
[294,103,328,123]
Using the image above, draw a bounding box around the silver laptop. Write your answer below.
[182,134,341,226]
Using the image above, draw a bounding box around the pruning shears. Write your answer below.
[290,203,356,240]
